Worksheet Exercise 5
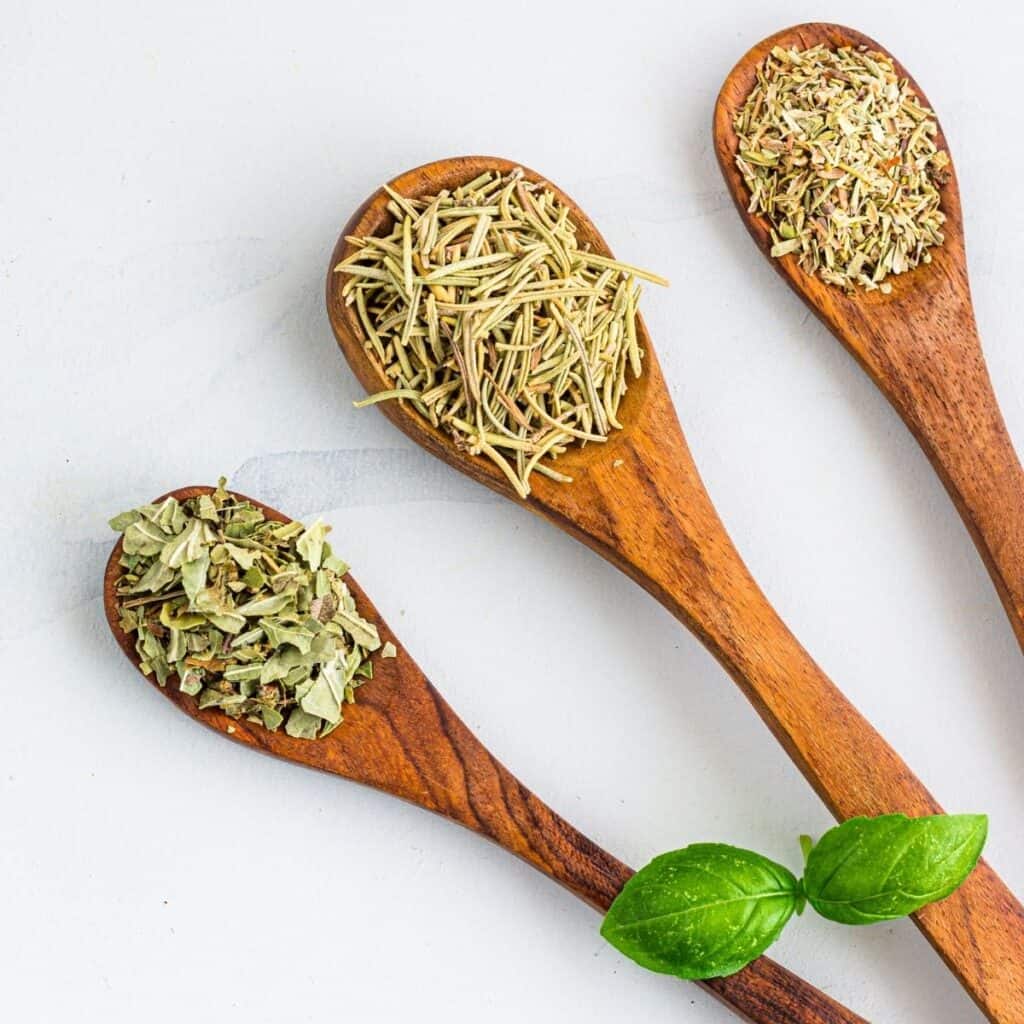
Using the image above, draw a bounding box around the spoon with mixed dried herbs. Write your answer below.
[729,42,948,294]
[327,155,1024,1021]
[715,26,1024,741]
[102,483,865,1024]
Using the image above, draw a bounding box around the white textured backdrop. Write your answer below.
[3,2,1022,1021]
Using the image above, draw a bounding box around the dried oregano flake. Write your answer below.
[110,480,381,739]
[335,168,667,498]
[734,44,950,293]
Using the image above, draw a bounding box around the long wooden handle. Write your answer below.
[675,558,1024,1023]
[414,681,868,1024]
[855,311,1024,659]
[566,386,1024,1022]
[107,488,867,1022]
[713,21,1024,660]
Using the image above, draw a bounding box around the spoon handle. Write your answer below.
[381,673,867,1023]
[104,489,863,1022]
[713,22,1024,661]
[568,386,1024,1022]
[847,305,1024,659]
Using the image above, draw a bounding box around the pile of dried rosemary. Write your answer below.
[335,168,667,497]
[110,481,394,739]
[734,44,950,292]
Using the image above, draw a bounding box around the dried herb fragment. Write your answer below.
[734,44,949,293]
[336,168,667,498]
[110,481,381,739]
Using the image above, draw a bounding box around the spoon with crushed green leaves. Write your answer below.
[103,482,866,1024]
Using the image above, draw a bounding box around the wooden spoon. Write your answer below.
[326,157,1024,1022]
[714,25,1024,683]
[104,486,865,1024]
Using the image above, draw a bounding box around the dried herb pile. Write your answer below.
[734,44,950,292]
[110,482,392,739]
[335,168,667,498]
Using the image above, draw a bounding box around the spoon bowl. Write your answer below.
[328,155,657,506]
[328,158,1024,1021]
[713,23,965,312]
[104,485,866,1024]
[713,24,1024,667]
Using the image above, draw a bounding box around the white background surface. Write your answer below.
[3,2,1023,1021]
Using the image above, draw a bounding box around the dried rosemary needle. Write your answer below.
[110,481,390,740]
[734,44,950,293]
[335,168,668,498]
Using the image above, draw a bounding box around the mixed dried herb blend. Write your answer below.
[734,44,950,292]
[335,168,667,498]
[110,482,394,739]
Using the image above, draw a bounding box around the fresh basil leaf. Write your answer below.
[601,844,800,980]
[803,813,988,925]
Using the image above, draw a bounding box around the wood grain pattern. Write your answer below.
[713,24,1024,694]
[104,486,865,1024]
[326,156,1024,1022]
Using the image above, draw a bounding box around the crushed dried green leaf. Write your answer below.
[110,480,381,739]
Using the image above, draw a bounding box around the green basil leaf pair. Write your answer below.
[601,813,987,981]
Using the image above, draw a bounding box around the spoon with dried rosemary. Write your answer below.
[326,155,1024,1022]
[335,166,667,498]
[714,24,1024,707]
[103,484,865,1024]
